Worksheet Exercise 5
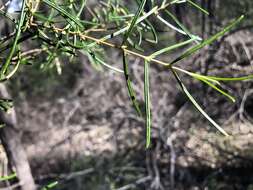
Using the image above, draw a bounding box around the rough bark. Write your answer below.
[0,83,36,190]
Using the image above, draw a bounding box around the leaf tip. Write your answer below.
[146,142,151,149]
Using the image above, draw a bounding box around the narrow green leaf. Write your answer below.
[122,0,146,45]
[0,173,17,181]
[137,27,143,46]
[0,9,16,23]
[156,14,201,41]
[77,0,86,18]
[86,52,103,71]
[0,0,26,78]
[42,181,58,190]
[122,51,142,116]
[170,15,244,65]
[33,12,56,23]
[197,77,236,102]
[173,66,253,82]
[42,0,83,29]
[170,0,187,4]
[164,10,202,42]
[5,58,21,80]
[173,66,221,85]
[171,69,230,137]
[142,19,158,43]
[149,38,195,59]
[94,56,124,73]
[127,37,144,52]
[207,75,253,81]
[144,60,151,148]
[187,0,209,15]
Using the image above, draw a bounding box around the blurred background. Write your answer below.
[1,0,253,189]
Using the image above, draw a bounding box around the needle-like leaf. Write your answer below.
[0,0,26,78]
[197,77,235,102]
[0,173,17,181]
[171,68,230,136]
[122,51,142,116]
[122,0,146,45]
[144,60,151,148]
[149,38,195,59]
[42,0,83,29]
[187,0,209,15]
[42,181,58,190]
[164,10,202,42]
[170,15,244,65]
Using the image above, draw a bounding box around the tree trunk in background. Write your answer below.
[0,84,36,190]
[207,0,215,35]
[201,0,206,37]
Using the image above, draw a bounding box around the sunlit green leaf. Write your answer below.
[0,173,17,181]
[170,15,244,65]
[171,68,230,136]
[42,181,58,190]
[144,60,151,148]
